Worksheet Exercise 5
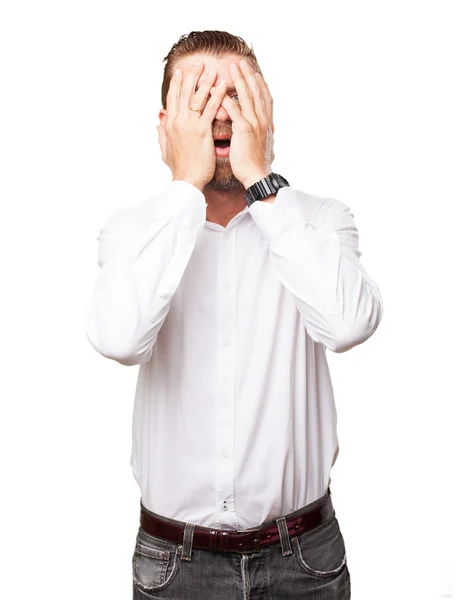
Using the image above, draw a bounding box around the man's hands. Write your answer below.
[157,58,276,193]
[211,59,275,189]
[157,61,226,192]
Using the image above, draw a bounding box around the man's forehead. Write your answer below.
[175,53,241,82]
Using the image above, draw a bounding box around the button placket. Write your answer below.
[214,229,237,526]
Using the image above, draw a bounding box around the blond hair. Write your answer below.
[160,30,263,109]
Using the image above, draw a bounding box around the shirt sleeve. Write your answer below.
[248,187,383,353]
[84,180,207,366]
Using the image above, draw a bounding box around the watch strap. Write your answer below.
[245,173,290,206]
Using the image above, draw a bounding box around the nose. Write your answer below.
[214,102,231,122]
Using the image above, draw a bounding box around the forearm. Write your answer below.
[249,187,383,352]
[84,180,207,365]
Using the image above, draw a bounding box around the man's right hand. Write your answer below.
[157,61,227,192]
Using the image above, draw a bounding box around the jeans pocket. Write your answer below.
[132,528,182,593]
[291,514,347,580]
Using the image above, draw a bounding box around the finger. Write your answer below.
[199,80,227,126]
[238,60,266,122]
[192,68,218,113]
[255,72,274,131]
[166,68,182,122]
[229,62,257,124]
[179,61,205,114]
[156,125,167,163]
[215,92,247,125]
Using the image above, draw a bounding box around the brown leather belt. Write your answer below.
[140,490,334,554]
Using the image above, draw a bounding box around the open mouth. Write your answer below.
[214,139,231,148]
[214,138,231,157]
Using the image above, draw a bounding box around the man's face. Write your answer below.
[164,53,245,193]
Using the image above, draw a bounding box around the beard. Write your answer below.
[204,156,244,193]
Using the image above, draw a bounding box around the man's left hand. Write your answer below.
[211,59,275,190]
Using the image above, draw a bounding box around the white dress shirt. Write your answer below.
[84,180,383,530]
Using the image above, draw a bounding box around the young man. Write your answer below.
[85,29,383,600]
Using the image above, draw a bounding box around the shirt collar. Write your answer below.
[203,204,252,231]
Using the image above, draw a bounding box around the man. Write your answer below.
[85,29,383,600]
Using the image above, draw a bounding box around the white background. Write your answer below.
[1,1,466,599]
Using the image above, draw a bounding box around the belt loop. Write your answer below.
[276,516,292,556]
[181,523,195,561]
[218,531,229,552]
[208,530,216,551]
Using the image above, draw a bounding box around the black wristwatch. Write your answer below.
[245,172,290,207]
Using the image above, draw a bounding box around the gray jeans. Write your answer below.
[132,488,351,599]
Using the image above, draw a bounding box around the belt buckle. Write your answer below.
[235,528,261,554]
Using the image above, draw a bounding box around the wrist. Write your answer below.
[172,176,205,193]
[242,169,271,190]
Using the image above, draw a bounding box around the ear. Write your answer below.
[158,109,168,127]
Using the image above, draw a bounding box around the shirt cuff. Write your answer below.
[248,186,306,241]
[162,180,207,228]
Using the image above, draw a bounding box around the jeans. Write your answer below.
[132,488,351,599]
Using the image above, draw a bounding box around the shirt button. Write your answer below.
[224,396,230,402]
[222,339,230,347]
[223,451,229,458]
[222,502,228,511]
